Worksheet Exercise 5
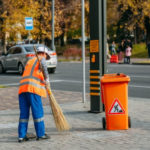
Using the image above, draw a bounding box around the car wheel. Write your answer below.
[128,116,131,128]
[102,117,106,130]
[103,104,105,112]
[0,63,5,74]
[48,68,56,74]
[18,63,24,75]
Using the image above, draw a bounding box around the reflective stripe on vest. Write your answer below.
[21,76,45,84]
[30,59,38,75]
[20,81,45,90]
[18,57,46,97]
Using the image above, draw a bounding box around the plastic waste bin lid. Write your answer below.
[101,73,130,83]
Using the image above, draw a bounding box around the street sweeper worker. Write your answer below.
[18,46,50,142]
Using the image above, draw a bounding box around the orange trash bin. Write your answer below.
[101,73,131,130]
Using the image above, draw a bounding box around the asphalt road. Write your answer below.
[0,62,150,99]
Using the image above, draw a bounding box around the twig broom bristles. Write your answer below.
[33,46,70,131]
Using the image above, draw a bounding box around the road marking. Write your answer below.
[0,75,21,78]
[55,80,150,89]
[129,85,150,89]
[0,83,19,86]
[60,80,150,89]
[59,80,89,84]
[130,75,150,79]
[110,64,150,68]
[1,79,150,89]
[51,80,64,83]
[0,80,64,86]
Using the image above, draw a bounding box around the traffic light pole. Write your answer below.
[51,0,55,51]
[102,0,107,74]
[89,0,107,113]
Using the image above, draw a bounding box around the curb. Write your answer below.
[132,62,150,65]
[111,62,150,65]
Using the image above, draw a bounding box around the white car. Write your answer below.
[0,44,57,74]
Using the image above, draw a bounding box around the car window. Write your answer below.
[13,47,22,54]
[24,45,53,52]
[24,46,34,52]
[7,48,15,55]
[42,46,53,52]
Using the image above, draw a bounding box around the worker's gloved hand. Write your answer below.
[44,78,50,86]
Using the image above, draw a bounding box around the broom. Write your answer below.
[33,46,70,131]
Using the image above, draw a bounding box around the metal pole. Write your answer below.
[103,0,107,74]
[89,0,103,113]
[51,0,55,50]
[29,31,30,44]
[98,0,102,77]
[81,0,86,103]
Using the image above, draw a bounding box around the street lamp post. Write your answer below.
[51,0,55,50]
[81,0,86,103]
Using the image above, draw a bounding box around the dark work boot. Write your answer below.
[18,136,29,143]
[36,134,50,141]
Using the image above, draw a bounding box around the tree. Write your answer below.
[107,0,150,43]
[0,0,90,50]
[54,0,89,46]
[107,0,120,42]
[0,0,41,47]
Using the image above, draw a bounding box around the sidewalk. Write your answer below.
[131,58,150,65]
[108,58,150,65]
[0,87,150,150]
[58,56,150,65]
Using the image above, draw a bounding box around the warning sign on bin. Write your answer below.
[109,99,125,114]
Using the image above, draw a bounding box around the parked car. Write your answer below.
[0,44,57,74]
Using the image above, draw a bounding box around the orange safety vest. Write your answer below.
[18,57,47,97]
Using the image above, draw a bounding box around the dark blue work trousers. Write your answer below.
[18,92,45,138]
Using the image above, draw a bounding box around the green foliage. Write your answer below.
[67,28,81,39]
[131,43,149,58]
[0,0,89,44]
[107,0,150,43]
[56,45,68,56]
[107,25,118,42]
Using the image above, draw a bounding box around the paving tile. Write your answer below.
[0,87,150,149]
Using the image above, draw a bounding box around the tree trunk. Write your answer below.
[144,17,150,44]
[60,33,65,46]
[2,32,7,53]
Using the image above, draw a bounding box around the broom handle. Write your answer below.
[33,47,60,123]
[33,46,43,71]
[33,46,70,131]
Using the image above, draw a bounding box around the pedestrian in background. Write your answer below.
[118,40,125,62]
[110,41,116,55]
[18,46,50,142]
[125,45,132,64]
[124,39,132,63]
